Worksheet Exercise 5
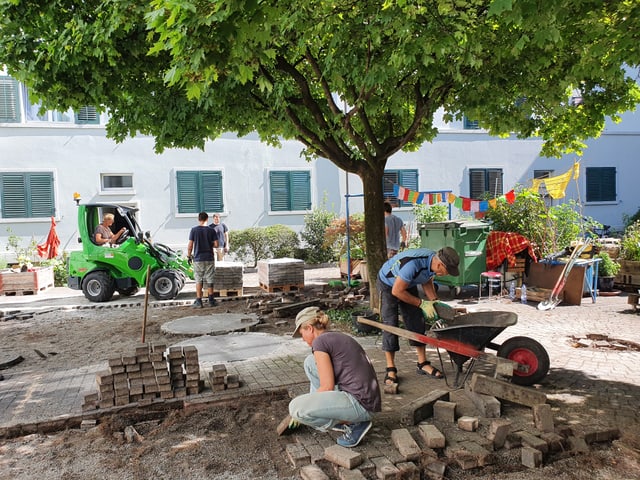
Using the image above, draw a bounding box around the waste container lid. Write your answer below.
[418,220,490,230]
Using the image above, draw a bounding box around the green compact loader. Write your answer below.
[68,203,193,302]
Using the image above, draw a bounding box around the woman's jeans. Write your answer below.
[288,354,372,431]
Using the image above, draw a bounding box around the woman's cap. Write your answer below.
[292,306,321,337]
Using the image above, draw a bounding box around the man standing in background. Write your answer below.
[384,202,407,259]
[188,212,218,307]
[210,214,230,261]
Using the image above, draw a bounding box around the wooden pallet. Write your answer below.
[212,288,243,298]
[259,282,304,293]
[1,289,39,296]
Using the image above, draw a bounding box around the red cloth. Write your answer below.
[485,231,537,270]
[37,217,60,259]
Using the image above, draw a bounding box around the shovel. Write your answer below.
[537,238,592,311]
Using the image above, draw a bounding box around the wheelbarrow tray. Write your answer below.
[431,311,517,351]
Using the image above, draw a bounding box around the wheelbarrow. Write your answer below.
[357,310,549,387]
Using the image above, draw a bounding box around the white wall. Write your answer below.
[1,109,639,262]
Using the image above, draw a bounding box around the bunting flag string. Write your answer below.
[392,185,450,205]
[392,182,516,213]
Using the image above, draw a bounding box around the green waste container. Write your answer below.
[418,220,492,294]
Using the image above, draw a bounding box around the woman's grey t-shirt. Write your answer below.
[312,331,381,412]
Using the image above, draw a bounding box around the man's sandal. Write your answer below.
[384,367,399,385]
[416,360,443,379]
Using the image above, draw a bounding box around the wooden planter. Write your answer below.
[0,266,54,296]
[615,259,640,289]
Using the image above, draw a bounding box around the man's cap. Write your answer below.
[292,306,321,337]
[438,247,460,276]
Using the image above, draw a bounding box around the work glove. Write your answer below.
[400,241,406,250]
[288,417,300,430]
[419,300,439,321]
[187,255,193,265]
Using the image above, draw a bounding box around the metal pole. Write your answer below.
[345,171,352,285]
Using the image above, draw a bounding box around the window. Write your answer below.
[383,169,418,208]
[0,172,55,218]
[463,116,479,130]
[75,106,100,125]
[533,169,554,204]
[176,171,224,214]
[470,168,503,199]
[101,174,134,193]
[586,167,616,202]
[0,76,21,123]
[269,171,311,212]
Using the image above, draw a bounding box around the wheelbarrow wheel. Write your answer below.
[497,336,550,386]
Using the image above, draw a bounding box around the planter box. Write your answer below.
[615,259,640,288]
[0,266,54,295]
[340,258,366,279]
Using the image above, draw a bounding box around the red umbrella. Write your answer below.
[37,216,60,260]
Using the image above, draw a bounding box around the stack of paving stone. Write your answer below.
[257,258,305,291]
[82,343,201,411]
[207,364,241,392]
[214,261,244,295]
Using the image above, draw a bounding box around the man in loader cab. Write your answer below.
[94,213,127,247]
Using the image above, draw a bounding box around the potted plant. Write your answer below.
[596,251,620,292]
[323,214,367,278]
[617,220,640,288]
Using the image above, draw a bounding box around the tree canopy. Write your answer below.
[2,0,639,289]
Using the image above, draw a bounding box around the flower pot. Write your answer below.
[598,276,616,292]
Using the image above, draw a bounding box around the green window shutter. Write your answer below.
[0,77,21,123]
[290,171,311,211]
[470,169,503,199]
[270,171,311,212]
[202,171,224,212]
[486,169,503,197]
[177,171,224,214]
[177,171,200,214]
[75,106,99,125]
[0,173,55,218]
[463,116,479,129]
[28,173,55,217]
[270,171,290,211]
[383,169,418,207]
[398,170,418,207]
[586,167,616,202]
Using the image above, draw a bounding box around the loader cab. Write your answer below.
[78,203,142,246]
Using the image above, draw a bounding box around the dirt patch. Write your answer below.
[2,293,640,479]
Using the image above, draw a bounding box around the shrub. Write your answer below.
[413,204,448,224]
[596,251,620,277]
[229,225,299,267]
[300,205,337,264]
[264,225,299,258]
[42,253,69,287]
[620,221,640,261]
[324,214,366,260]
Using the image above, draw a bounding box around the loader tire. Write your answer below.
[149,269,179,300]
[82,271,116,303]
[497,336,550,386]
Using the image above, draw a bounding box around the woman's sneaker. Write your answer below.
[336,421,372,448]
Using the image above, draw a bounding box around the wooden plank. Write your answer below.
[272,299,321,318]
[469,373,547,407]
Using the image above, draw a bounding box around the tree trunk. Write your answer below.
[358,166,388,311]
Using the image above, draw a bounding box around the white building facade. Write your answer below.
[1,72,637,261]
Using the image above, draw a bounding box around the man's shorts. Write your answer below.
[193,261,215,287]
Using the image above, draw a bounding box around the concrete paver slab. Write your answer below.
[161,313,259,335]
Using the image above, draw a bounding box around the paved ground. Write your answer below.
[1,267,639,445]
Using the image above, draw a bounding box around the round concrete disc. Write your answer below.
[168,332,307,364]
[161,313,260,335]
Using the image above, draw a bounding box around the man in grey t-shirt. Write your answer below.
[384,202,407,258]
